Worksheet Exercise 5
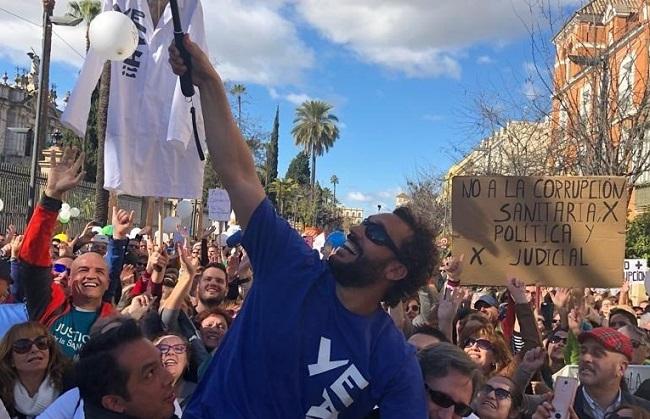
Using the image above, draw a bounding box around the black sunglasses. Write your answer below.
[550,335,568,344]
[53,263,70,274]
[464,337,494,352]
[480,384,511,400]
[12,336,50,354]
[406,304,420,312]
[361,218,403,260]
[425,384,473,416]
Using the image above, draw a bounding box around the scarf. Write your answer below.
[13,375,59,418]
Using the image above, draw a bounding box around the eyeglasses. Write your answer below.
[549,335,568,344]
[156,343,187,355]
[464,337,494,352]
[361,218,403,261]
[406,304,420,313]
[425,384,473,417]
[12,336,50,354]
[480,384,511,400]
[53,263,70,274]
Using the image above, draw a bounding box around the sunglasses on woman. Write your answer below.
[406,304,420,312]
[156,343,187,355]
[361,218,403,261]
[425,384,473,416]
[480,384,511,400]
[53,263,70,274]
[464,337,494,352]
[12,336,50,354]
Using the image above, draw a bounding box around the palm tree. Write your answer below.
[330,174,339,203]
[230,84,246,128]
[66,0,101,52]
[268,178,298,216]
[291,100,340,190]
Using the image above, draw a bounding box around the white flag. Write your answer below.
[62,0,207,198]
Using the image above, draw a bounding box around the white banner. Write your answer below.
[207,189,231,221]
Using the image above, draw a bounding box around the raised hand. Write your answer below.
[125,294,154,320]
[438,287,467,322]
[44,147,85,200]
[10,235,24,259]
[507,277,528,304]
[120,264,135,285]
[177,243,196,278]
[520,347,547,374]
[551,288,570,309]
[148,250,169,273]
[442,254,464,283]
[112,207,135,240]
[200,225,216,241]
[5,225,16,244]
[168,34,219,88]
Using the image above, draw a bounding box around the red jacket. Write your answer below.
[19,195,115,326]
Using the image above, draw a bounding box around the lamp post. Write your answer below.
[27,0,82,221]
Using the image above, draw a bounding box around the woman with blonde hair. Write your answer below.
[0,321,72,418]
[459,323,514,379]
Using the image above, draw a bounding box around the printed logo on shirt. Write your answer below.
[52,321,90,355]
[112,4,147,79]
[306,337,369,419]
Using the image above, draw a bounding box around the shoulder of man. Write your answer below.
[622,388,650,409]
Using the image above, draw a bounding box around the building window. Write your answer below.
[618,54,635,115]
[580,83,592,119]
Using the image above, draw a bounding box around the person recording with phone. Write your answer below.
[532,327,650,419]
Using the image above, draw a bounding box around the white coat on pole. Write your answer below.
[62,0,207,198]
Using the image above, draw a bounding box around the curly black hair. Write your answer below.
[383,206,438,307]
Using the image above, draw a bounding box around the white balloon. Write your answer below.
[162,216,181,233]
[91,226,103,234]
[70,207,81,218]
[177,200,193,219]
[0,198,3,213]
[89,11,139,61]
[58,213,70,224]
[59,208,71,219]
[61,203,71,211]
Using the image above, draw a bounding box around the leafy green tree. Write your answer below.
[268,177,298,216]
[285,151,311,186]
[626,212,650,259]
[291,100,340,189]
[66,0,101,51]
[330,174,339,204]
[230,83,246,128]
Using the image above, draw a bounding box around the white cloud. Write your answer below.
[347,191,373,202]
[285,92,311,105]
[477,55,494,64]
[0,0,314,86]
[294,0,580,79]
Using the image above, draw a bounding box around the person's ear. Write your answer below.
[384,261,407,282]
[101,395,128,414]
[618,358,629,377]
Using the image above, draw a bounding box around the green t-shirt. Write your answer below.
[50,307,98,358]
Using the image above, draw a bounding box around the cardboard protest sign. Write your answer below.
[207,188,231,221]
[451,176,627,287]
[625,259,648,283]
[554,365,650,394]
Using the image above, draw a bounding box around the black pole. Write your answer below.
[27,0,54,221]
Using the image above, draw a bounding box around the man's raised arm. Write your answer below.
[168,36,265,229]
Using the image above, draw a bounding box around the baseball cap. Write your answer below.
[474,294,498,309]
[578,327,633,361]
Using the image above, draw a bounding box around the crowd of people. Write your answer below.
[0,35,649,419]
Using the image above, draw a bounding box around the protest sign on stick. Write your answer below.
[451,176,627,287]
[208,189,231,222]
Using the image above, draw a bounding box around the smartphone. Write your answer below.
[552,376,578,419]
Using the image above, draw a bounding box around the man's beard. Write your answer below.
[199,290,225,308]
[328,255,386,288]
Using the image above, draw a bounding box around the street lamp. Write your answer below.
[27,0,83,221]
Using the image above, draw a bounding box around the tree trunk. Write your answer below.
[94,62,110,224]
[310,150,316,189]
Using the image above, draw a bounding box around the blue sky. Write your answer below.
[0,0,580,216]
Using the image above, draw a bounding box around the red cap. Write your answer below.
[578,327,633,361]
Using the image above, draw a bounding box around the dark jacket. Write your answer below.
[18,196,121,327]
[574,384,650,418]
[84,402,179,419]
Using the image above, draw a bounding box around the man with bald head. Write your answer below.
[18,148,133,357]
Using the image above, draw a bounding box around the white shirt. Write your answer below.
[62,0,207,198]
